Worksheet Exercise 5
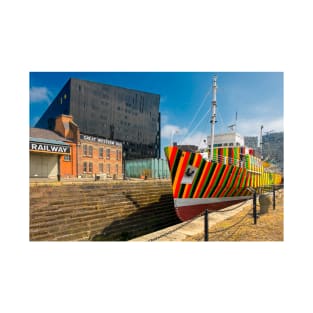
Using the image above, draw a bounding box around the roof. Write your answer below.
[70,77,161,98]
[30,128,72,143]
[30,137,70,146]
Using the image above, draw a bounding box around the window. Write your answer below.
[99,147,103,158]
[83,162,87,172]
[64,154,71,161]
[83,145,88,156]
[115,164,119,174]
[99,163,103,173]
[106,164,110,174]
[88,146,93,157]
[89,162,93,173]
[106,148,110,160]
[116,150,119,160]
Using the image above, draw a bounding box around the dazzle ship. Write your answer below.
[164,76,283,221]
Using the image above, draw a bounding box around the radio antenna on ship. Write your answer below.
[228,111,238,132]
[209,75,217,161]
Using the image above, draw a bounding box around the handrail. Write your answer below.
[201,153,262,171]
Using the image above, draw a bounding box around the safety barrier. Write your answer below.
[147,184,283,241]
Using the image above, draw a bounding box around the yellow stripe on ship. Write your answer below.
[192,162,213,198]
[173,152,190,198]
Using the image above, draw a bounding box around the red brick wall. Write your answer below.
[54,115,79,178]
[78,140,123,178]
[59,143,77,177]
[53,114,123,179]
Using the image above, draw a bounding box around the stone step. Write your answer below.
[30,202,176,235]
[30,193,173,213]
[30,182,169,193]
[30,188,172,203]
[30,211,172,240]
[31,197,173,221]
[30,180,177,241]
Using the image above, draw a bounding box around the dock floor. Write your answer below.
[131,199,253,241]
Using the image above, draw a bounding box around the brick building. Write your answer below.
[78,134,122,178]
[30,114,123,179]
[30,128,75,179]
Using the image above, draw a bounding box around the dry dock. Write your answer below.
[131,188,284,241]
[131,199,253,241]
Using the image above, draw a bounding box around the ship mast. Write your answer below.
[209,75,217,161]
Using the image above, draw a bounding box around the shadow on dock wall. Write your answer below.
[30,181,179,241]
[92,194,180,241]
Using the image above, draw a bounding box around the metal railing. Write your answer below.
[147,184,283,242]
[211,154,245,167]
[210,154,262,171]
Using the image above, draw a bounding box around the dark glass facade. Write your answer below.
[36,78,161,159]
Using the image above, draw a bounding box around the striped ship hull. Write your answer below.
[164,146,282,221]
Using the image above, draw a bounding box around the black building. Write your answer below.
[36,78,161,159]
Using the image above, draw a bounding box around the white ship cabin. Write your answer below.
[199,132,244,158]
[199,132,259,171]
[207,132,244,149]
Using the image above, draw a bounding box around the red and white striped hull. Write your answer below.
[174,196,250,221]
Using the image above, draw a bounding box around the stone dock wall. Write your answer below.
[30,180,179,241]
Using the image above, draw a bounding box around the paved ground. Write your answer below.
[131,199,254,241]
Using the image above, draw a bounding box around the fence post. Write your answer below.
[253,191,257,224]
[204,209,209,241]
[273,186,276,210]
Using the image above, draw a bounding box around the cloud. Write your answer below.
[161,124,188,139]
[237,117,284,136]
[30,86,53,103]
[161,117,283,149]
[180,131,208,147]
[161,114,169,125]
[162,124,209,147]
